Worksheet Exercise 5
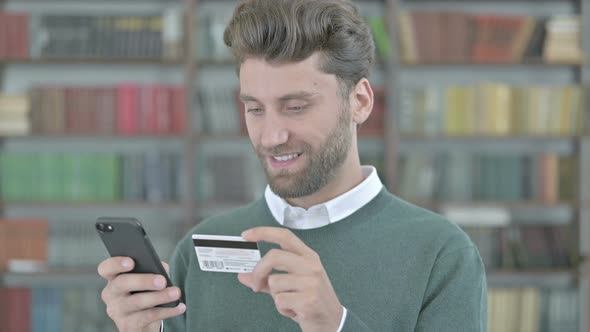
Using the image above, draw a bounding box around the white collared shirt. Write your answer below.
[265,165,383,229]
[264,165,383,331]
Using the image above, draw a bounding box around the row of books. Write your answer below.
[466,225,575,271]
[0,84,186,136]
[0,12,29,60]
[399,84,586,137]
[0,152,182,203]
[398,153,577,203]
[195,87,385,136]
[488,288,578,332]
[398,11,580,64]
[30,11,183,60]
[1,217,181,270]
[49,218,180,268]
[0,286,577,332]
[0,287,116,332]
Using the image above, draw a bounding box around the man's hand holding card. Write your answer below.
[238,227,344,332]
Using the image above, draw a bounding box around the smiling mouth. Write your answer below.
[272,153,302,161]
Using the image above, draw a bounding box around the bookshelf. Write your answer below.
[0,0,191,330]
[389,0,589,331]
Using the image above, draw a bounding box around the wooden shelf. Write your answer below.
[399,136,577,154]
[0,134,185,140]
[0,58,184,66]
[487,270,576,288]
[0,268,576,289]
[0,201,184,209]
[1,269,104,288]
[409,201,575,226]
[402,61,582,67]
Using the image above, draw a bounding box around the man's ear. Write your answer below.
[350,78,374,126]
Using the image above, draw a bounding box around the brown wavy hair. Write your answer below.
[223,0,375,96]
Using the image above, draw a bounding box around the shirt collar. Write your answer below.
[264,166,383,229]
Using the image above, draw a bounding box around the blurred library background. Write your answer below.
[0,0,588,331]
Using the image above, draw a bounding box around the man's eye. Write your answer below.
[287,106,306,112]
[247,108,263,115]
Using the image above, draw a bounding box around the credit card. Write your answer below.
[192,234,261,273]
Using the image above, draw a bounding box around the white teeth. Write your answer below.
[273,153,299,162]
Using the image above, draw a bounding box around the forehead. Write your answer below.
[238,54,339,101]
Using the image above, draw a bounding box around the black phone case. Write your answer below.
[96,217,179,308]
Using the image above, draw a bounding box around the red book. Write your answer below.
[410,11,442,63]
[471,15,531,63]
[95,87,116,134]
[155,86,172,134]
[358,87,385,136]
[85,87,99,134]
[5,13,15,60]
[64,87,78,133]
[14,13,29,59]
[0,12,6,59]
[138,85,152,134]
[117,83,139,135]
[6,288,32,332]
[146,85,170,134]
[170,86,186,134]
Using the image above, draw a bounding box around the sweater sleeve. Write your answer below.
[415,246,488,332]
[162,243,189,331]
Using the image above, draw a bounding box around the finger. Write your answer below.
[249,249,310,292]
[267,273,304,295]
[108,273,168,296]
[98,257,134,281]
[241,227,315,257]
[120,287,182,313]
[117,303,187,330]
[273,292,301,320]
[162,261,170,276]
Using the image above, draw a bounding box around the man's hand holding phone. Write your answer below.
[98,257,186,332]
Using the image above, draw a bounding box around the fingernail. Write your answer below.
[178,303,186,312]
[154,276,166,288]
[241,230,251,238]
[121,259,132,268]
[168,289,179,298]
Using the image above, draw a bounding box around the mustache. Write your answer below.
[256,143,311,156]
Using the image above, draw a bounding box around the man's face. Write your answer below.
[239,54,353,199]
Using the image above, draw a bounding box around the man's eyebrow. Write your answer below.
[239,94,260,103]
[278,91,318,101]
[239,91,319,103]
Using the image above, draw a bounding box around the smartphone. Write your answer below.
[95,217,180,308]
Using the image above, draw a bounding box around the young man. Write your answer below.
[98,0,488,331]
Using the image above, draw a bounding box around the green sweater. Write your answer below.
[166,189,487,331]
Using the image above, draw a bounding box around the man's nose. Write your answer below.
[259,112,289,149]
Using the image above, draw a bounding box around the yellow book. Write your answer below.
[510,87,524,135]
[445,87,460,136]
[560,86,574,135]
[520,288,541,332]
[492,83,512,136]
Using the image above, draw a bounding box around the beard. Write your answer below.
[256,105,352,199]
